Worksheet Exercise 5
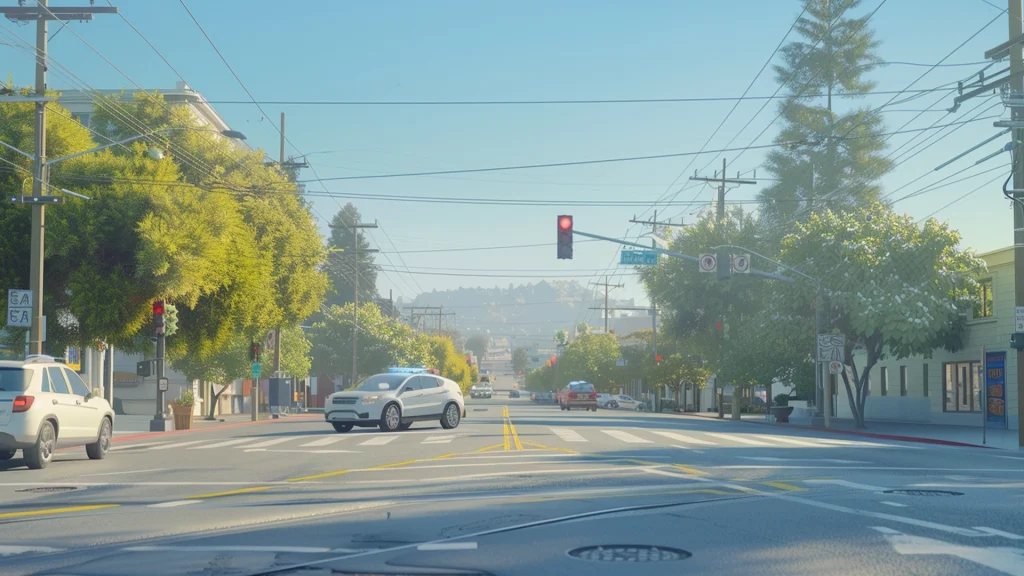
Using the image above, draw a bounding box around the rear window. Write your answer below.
[570,383,594,393]
[0,367,30,392]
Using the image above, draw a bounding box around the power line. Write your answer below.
[377,268,642,279]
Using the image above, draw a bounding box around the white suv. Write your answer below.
[324,368,465,433]
[0,356,115,469]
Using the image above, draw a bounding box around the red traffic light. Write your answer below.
[656,354,663,363]
[550,356,557,364]
[153,300,165,315]
[716,322,723,329]
[558,216,572,230]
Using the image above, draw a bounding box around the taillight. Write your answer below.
[569,392,576,399]
[13,396,34,413]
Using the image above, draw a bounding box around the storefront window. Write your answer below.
[943,361,980,412]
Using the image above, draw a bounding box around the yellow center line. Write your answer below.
[472,443,505,453]
[502,406,512,451]
[671,464,710,476]
[761,481,807,492]
[522,440,578,454]
[0,504,119,520]
[287,469,349,482]
[506,408,523,451]
[188,486,271,499]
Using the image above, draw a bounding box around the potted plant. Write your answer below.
[771,393,794,423]
[170,387,195,430]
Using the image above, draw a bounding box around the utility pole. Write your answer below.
[1010,0,1024,451]
[274,112,285,380]
[0,2,117,355]
[629,210,684,237]
[327,220,378,387]
[590,277,624,334]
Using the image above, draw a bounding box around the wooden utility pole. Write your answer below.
[274,112,285,379]
[327,220,378,388]
[1009,0,1024,450]
[0,2,118,354]
[590,277,624,334]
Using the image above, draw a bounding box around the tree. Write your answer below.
[465,334,488,361]
[512,347,529,374]
[425,335,474,393]
[575,322,590,336]
[779,203,983,427]
[554,333,620,390]
[554,329,568,346]
[279,324,313,378]
[758,0,891,227]
[310,302,427,383]
[325,203,379,308]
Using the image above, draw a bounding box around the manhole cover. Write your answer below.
[15,486,83,493]
[568,545,691,563]
[883,489,963,497]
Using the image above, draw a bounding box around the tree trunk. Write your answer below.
[208,381,229,420]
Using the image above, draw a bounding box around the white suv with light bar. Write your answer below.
[0,355,115,469]
[324,367,466,433]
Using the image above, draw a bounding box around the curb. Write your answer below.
[111,414,320,443]
[673,411,994,449]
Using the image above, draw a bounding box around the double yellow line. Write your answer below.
[502,406,522,451]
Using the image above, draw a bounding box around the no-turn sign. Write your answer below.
[829,361,843,375]
[731,254,751,274]
[699,253,717,273]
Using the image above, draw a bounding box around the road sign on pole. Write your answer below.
[6,289,32,328]
[698,253,717,273]
[620,250,659,266]
[828,361,843,375]
[731,254,751,274]
[1015,306,1024,332]
[252,363,262,380]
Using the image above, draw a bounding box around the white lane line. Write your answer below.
[146,440,209,451]
[190,438,254,450]
[123,545,335,553]
[704,433,772,446]
[804,479,887,491]
[738,457,869,464]
[880,501,907,508]
[360,435,398,446]
[148,500,201,508]
[870,526,902,534]
[973,527,1024,540]
[718,466,1023,472]
[871,528,1024,575]
[421,436,456,444]
[648,430,716,445]
[0,546,65,556]
[301,436,348,447]
[674,445,706,454]
[244,437,297,449]
[601,430,652,444]
[418,542,477,551]
[81,468,168,477]
[110,441,170,451]
[246,449,359,454]
[550,428,588,442]
[760,435,828,447]
[780,495,984,536]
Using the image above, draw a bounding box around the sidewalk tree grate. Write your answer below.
[568,545,691,563]
[15,486,83,493]
[883,489,963,497]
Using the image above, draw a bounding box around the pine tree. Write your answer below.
[325,203,379,308]
[758,0,892,227]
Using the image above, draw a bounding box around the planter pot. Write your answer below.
[770,406,794,423]
[171,403,194,430]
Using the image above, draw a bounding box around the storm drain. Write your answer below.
[15,486,83,493]
[883,489,963,497]
[568,545,691,563]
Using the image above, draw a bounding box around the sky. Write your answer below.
[0,0,1015,328]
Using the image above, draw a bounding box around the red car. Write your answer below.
[557,381,598,411]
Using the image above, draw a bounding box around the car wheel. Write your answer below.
[25,420,55,470]
[635,404,644,411]
[86,417,112,460]
[397,422,413,431]
[441,402,461,429]
[379,403,402,432]
[332,423,354,433]
[608,401,619,409]
[0,450,15,461]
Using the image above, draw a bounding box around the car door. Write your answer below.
[64,368,103,439]
[617,395,636,410]
[399,376,428,417]
[423,376,448,415]
[45,366,87,442]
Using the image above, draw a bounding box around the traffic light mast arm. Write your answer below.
[570,228,795,283]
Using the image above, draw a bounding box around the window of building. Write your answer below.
[943,361,981,412]
[973,279,993,318]
[70,112,91,128]
[880,367,888,396]
[899,366,907,396]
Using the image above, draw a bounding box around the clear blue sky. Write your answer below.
[1,0,1012,324]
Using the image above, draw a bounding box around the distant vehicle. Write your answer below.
[0,356,115,469]
[324,367,465,433]
[508,389,520,398]
[470,382,493,399]
[598,393,645,411]
[532,391,554,403]
[557,381,598,411]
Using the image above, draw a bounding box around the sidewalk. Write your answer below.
[682,411,1020,450]
[113,412,315,435]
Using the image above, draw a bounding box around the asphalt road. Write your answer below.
[1,395,1023,576]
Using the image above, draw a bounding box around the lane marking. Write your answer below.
[760,435,829,447]
[301,436,348,447]
[247,449,359,454]
[761,481,806,492]
[502,419,511,451]
[881,501,907,508]
[973,527,1024,540]
[287,470,348,482]
[244,437,298,449]
[672,464,709,476]
[780,495,984,536]
[109,441,170,451]
[148,500,201,508]
[506,409,523,451]
[123,545,337,553]
[189,438,253,450]
[871,526,902,534]
[417,542,478,551]
[648,430,715,445]
[0,545,65,556]
[549,428,587,443]
[145,440,209,451]
[704,432,772,446]
[360,436,398,446]
[422,436,456,444]
[471,444,504,453]
[804,479,887,491]
[718,466,1023,472]
[601,430,652,444]
[674,445,705,454]
[738,457,868,464]
[80,468,168,477]
[187,486,271,499]
[0,504,119,520]
[342,467,653,484]
[871,528,1024,575]
[523,441,578,454]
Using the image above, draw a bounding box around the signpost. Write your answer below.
[828,361,843,375]
[698,253,717,273]
[157,377,169,392]
[252,362,262,380]
[6,289,32,328]
[730,254,751,274]
[620,250,659,266]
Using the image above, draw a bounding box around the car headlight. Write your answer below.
[361,395,381,404]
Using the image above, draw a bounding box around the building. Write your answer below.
[847,246,1019,432]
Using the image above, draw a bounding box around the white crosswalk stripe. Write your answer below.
[146,440,209,451]
[360,435,398,446]
[601,430,652,444]
[648,430,717,445]
[702,433,773,446]
[761,435,826,447]
[190,438,253,450]
[244,437,298,449]
[300,436,347,447]
[550,428,588,443]
[422,435,456,444]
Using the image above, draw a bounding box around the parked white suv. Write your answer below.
[0,356,115,469]
[324,367,465,433]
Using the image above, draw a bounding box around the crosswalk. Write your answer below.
[109,426,903,455]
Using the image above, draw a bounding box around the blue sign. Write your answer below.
[387,366,427,374]
[620,250,659,266]
[984,351,1007,428]
[252,362,261,380]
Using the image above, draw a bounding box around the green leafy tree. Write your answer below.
[464,334,488,361]
[779,204,983,427]
[758,0,891,227]
[325,203,379,308]
[310,302,427,383]
[511,347,529,374]
[425,335,474,392]
[279,324,313,378]
[554,333,620,390]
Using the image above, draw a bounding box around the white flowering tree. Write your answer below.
[779,204,984,428]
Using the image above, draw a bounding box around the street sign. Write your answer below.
[620,250,658,266]
[252,362,261,379]
[698,253,717,273]
[731,254,751,274]
[829,361,843,375]
[8,196,61,205]
[818,334,845,362]
[265,330,276,352]
[1015,306,1024,332]
[157,377,169,392]
[6,289,31,328]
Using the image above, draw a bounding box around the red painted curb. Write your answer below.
[111,414,320,443]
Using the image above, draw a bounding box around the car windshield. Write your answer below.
[570,383,594,393]
[353,374,408,391]
[0,367,29,392]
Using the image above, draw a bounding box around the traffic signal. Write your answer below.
[655,354,663,363]
[557,215,573,259]
[153,299,165,334]
[250,342,262,363]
